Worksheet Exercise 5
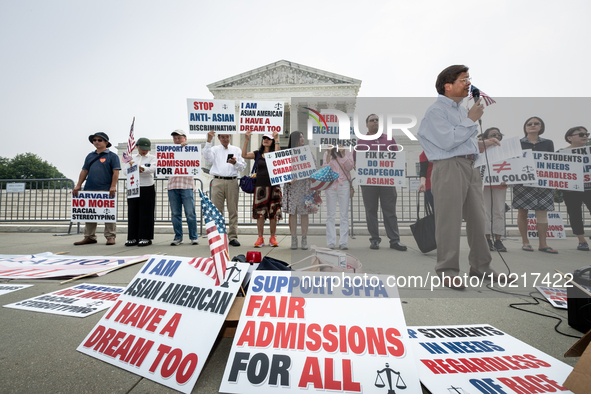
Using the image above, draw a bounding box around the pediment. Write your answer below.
[207,60,361,89]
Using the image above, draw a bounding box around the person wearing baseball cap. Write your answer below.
[73,131,121,245]
[168,130,198,246]
[125,137,156,247]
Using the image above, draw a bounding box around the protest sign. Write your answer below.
[264,145,316,186]
[308,113,357,148]
[531,151,585,191]
[187,99,237,135]
[356,150,406,187]
[126,163,140,199]
[0,253,150,279]
[536,287,568,309]
[71,191,117,223]
[474,136,523,168]
[78,255,248,393]
[408,324,573,394]
[4,283,125,317]
[238,101,284,134]
[527,212,566,239]
[155,144,201,177]
[0,284,32,296]
[480,151,537,186]
[559,147,591,190]
[220,271,421,393]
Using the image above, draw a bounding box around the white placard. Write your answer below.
[536,286,568,309]
[308,112,358,148]
[187,99,237,135]
[558,147,591,190]
[480,151,537,186]
[155,144,201,177]
[408,324,573,394]
[527,212,566,239]
[474,136,523,168]
[71,191,117,223]
[4,283,125,317]
[220,271,422,393]
[356,150,405,187]
[264,145,316,185]
[238,101,284,134]
[6,183,25,193]
[530,151,585,191]
[78,256,248,394]
[126,164,140,199]
[0,284,33,296]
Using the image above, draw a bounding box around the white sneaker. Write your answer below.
[170,239,182,246]
[191,239,199,245]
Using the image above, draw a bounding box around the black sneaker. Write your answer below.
[370,241,379,250]
[494,239,507,252]
[487,239,495,251]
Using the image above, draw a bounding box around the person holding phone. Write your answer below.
[203,130,246,246]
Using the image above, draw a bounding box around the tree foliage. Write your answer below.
[0,153,69,188]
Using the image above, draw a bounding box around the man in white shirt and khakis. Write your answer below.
[203,130,246,246]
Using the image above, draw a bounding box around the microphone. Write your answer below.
[470,85,482,127]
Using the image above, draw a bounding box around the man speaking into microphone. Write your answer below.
[418,65,499,289]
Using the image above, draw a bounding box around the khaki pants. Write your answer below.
[431,157,493,276]
[211,178,239,240]
[84,222,116,241]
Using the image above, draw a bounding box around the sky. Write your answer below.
[1,0,590,181]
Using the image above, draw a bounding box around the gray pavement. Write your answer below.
[0,227,588,393]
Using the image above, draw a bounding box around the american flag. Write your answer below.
[188,189,229,286]
[469,86,496,106]
[310,165,340,191]
[123,117,136,164]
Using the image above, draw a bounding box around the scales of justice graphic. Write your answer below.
[375,363,407,393]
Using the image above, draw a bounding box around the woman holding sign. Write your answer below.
[125,138,156,247]
[324,145,355,250]
[512,117,557,253]
[284,131,313,250]
[560,126,591,251]
[242,131,283,248]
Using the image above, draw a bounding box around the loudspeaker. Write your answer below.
[567,266,591,334]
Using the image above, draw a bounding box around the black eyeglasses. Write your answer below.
[526,122,541,127]
[92,139,104,142]
[488,133,503,140]
[573,133,590,138]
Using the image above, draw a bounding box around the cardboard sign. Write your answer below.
[308,113,357,148]
[71,191,117,223]
[408,324,573,394]
[239,101,284,134]
[559,147,591,190]
[126,164,140,199]
[536,286,568,309]
[155,144,201,177]
[78,256,248,394]
[480,151,537,186]
[6,183,25,193]
[220,271,421,393]
[187,99,237,135]
[264,145,316,186]
[356,150,406,187]
[527,212,566,239]
[4,283,125,317]
[530,151,585,191]
[0,253,150,279]
[0,284,32,296]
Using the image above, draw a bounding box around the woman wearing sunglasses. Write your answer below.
[481,128,508,252]
[513,117,557,253]
[560,126,591,251]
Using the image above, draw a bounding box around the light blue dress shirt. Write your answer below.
[417,95,480,161]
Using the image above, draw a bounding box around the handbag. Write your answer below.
[333,152,355,198]
[239,151,260,194]
[410,199,437,253]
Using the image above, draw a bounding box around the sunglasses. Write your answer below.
[92,138,104,142]
[488,133,503,140]
[572,132,590,138]
[262,137,273,140]
[526,122,541,127]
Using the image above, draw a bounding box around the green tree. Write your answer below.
[0,157,15,179]
[10,153,66,179]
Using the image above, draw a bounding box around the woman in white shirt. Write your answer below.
[125,138,157,247]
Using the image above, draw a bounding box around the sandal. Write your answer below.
[538,246,558,254]
[125,239,137,247]
[577,242,590,251]
[138,239,152,247]
[521,244,533,252]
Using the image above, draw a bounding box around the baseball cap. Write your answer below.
[171,129,187,137]
[137,137,151,150]
[262,133,274,139]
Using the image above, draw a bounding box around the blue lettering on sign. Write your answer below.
[147,259,181,277]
